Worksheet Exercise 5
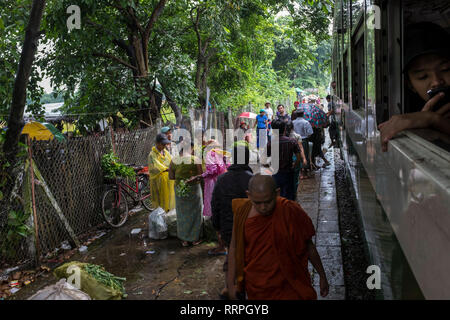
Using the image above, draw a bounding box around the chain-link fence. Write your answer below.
[0,127,158,269]
[0,109,233,269]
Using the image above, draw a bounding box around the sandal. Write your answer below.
[208,249,227,256]
[192,239,203,246]
[181,241,189,247]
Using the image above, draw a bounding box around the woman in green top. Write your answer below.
[169,142,204,247]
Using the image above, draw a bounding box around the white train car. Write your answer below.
[331,0,450,299]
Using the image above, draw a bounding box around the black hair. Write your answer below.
[271,119,286,134]
[326,95,331,100]
[295,110,304,118]
[291,110,297,121]
[285,120,294,136]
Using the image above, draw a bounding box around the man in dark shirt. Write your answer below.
[211,145,253,299]
[326,95,338,147]
[276,104,291,122]
[266,119,301,201]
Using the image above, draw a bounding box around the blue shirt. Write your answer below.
[293,117,313,139]
[256,114,268,129]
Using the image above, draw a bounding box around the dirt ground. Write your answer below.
[8,211,227,300]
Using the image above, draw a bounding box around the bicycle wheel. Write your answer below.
[139,175,153,211]
[102,188,129,227]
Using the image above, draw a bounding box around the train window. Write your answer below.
[343,0,351,51]
[334,0,344,35]
[401,0,450,150]
[351,0,365,33]
[352,33,365,110]
[343,51,349,103]
[403,0,450,114]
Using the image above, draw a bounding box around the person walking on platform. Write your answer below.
[293,109,313,179]
[266,119,301,201]
[253,109,268,149]
[211,145,253,299]
[286,121,307,194]
[264,102,274,121]
[326,95,338,148]
[276,104,291,122]
[264,102,274,142]
[227,174,329,300]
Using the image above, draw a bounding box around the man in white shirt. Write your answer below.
[292,109,313,140]
[264,102,274,120]
[292,109,313,179]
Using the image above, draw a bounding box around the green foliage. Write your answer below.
[1,0,333,127]
[101,151,135,180]
[0,210,32,258]
[27,92,65,105]
[175,179,192,198]
[0,0,44,120]
[7,210,32,239]
[84,264,127,296]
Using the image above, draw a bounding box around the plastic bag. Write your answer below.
[28,279,91,300]
[53,262,124,300]
[165,209,177,238]
[148,207,168,239]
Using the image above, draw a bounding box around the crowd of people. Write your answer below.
[142,21,450,301]
[145,96,337,300]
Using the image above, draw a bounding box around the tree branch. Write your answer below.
[144,0,168,39]
[92,52,138,71]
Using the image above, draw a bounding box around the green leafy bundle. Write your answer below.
[101,151,135,180]
[84,264,127,297]
[176,179,192,198]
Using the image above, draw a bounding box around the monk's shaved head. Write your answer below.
[246,174,279,216]
[248,174,277,194]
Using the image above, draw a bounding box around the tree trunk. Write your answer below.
[3,0,46,163]
[159,82,182,126]
[1,0,46,211]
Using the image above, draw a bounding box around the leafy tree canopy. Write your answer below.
[1,0,333,127]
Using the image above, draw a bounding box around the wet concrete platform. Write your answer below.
[298,146,345,300]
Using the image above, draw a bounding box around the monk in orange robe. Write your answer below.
[227,174,329,300]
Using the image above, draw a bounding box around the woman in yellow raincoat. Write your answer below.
[148,133,175,212]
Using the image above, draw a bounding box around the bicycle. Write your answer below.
[101,165,153,228]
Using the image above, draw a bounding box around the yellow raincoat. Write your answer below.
[148,146,175,212]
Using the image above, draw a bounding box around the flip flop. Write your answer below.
[192,240,203,246]
[181,241,189,247]
[208,249,227,256]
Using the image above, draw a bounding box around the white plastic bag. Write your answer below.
[148,207,168,239]
[28,279,91,300]
[165,209,177,237]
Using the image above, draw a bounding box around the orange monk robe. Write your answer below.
[232,197,317,300]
